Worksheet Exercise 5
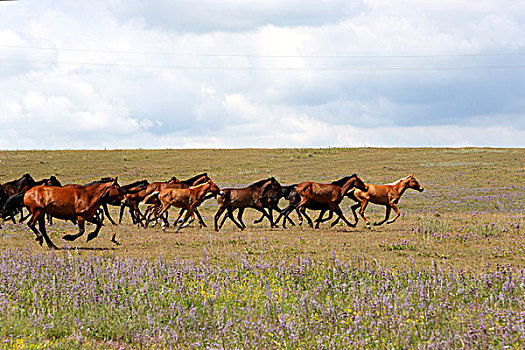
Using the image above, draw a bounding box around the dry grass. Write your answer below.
[1,148,523,270]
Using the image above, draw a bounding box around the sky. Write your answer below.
[0,0,524,149]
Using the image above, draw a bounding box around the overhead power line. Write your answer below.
[1,44,524,59]
[0,57,524,71]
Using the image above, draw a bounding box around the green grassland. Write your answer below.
[0,148,523,270]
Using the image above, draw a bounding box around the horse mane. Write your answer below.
[249,178,272,187]
[181,173,208,185]
[122,180,149,190]
[189,182,208,190]
[387,175,411,186]
[84,177,114,186]
[331,174,358,186]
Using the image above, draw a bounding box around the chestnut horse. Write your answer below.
[214,177,281,231]
[347,174,424,228]
[142,173,211,227]
[295,174,367,228]
[21,178,120,248]
[145,180,222,232]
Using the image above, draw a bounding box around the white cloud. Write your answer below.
[0,0,523,149]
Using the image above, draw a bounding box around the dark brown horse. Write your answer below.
[214,177,281,231]
[10,178,120,249]
[1,173,36,197]
[295,174,367,228]
[346,175,424,228]
[1,173,37,223]
[144,180,222,232]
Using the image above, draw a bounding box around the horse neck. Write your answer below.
[193,183,211,199]
[340,178,357,195]
[88,183,114,203]
[393,178,411,196]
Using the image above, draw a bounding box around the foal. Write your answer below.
[348,174,424,228]
[149,180,222,232]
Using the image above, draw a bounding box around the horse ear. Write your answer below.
[409,174,413,178]
[113,177,118,184]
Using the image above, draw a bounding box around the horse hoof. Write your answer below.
[35,236,44,246]
[62,234,77,241]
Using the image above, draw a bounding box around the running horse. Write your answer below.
[214,177,281,231]
[295,174,367,228]
[3,178,121,249]
[143,179,222,232]
[142,173,212,227]
[347,174,424,228]
[1,173,37,223]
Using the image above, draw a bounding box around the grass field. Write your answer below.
[0,148,524,348]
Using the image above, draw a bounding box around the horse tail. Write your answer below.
[1,192,26,220]
[217,189,230,203]
[141,191,159,205]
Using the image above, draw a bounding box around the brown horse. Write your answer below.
[142,173,211,227]
[145,180,222,232]
[1,173,37,223]
[295,174,367,228]
[21,178,120,248]
[347,174,424,228]
[214,177,281,231]
[1,173,36,197]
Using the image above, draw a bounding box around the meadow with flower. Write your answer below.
[0,148,523,348]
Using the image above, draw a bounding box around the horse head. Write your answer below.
[207,180,223,196]
[261,177,283,200]
[350,174,367,192]
[47,176,62,187]
[407,175,424,192]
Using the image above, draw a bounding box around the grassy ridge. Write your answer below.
[0,148,523,268]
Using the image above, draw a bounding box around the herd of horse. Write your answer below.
[0,172,424,249]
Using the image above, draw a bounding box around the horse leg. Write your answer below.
[214,206,226,231]
[27,211,44,246]
[63,217,85,241]
[315,209,334,229]
[173,208,185,227]
[351,203,361,225]
[38,216,57,249]
[194,209,207,228]
[224,208,244,230]
[386,204,401,224]
[331,206,356,228]
[86,216,104,242]
[103,203,117,225]
[374,205,391,226]
[119,203,127,224]
[253,212,265,224]
[255,208,274,227]
[295,198,313,228]
[156,204,171,231]
[175,208,194,232]
[358,200,371,228]
[237,208,246,229]
[299,207,314,228]
[268,208,277,228]
[20,211,31,223]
